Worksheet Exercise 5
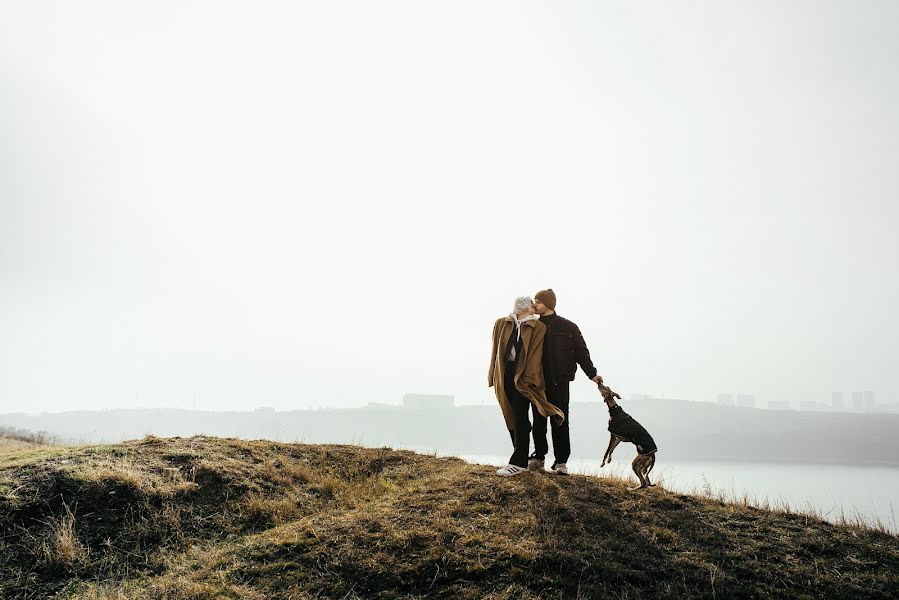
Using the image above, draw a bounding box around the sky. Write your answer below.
[1,1,898,414]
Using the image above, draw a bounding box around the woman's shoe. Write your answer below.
[496,464,527,477]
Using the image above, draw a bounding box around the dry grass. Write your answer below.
[73,455,199,498]
[0,435,897,599]
[0,436,42,451]
[677,474,899,536]
[39,503,85,566]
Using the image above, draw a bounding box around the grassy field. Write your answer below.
[1,434,897,599]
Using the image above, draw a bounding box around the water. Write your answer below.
[455,453,899,533]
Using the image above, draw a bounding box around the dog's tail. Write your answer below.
[646,453,656,474]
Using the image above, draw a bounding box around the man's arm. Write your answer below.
[571,322,601,382]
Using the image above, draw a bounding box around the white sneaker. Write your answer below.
[496,464,527,477]
[551,463,569,476]
[527,456,544,471]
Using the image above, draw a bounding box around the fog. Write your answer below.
[2,1,899,417]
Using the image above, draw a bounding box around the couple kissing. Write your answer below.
[488,289,602,477]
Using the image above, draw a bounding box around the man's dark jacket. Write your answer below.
[539,313,597,385]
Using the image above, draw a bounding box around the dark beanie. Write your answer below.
[535,289,556,310]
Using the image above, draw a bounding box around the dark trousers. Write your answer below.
[504,362,531,468]
[531,381,571,465]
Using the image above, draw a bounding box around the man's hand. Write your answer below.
[591,375,603,385]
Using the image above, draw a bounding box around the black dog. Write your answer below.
[597,383,658,489]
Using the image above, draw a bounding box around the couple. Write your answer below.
[488,289,602,477]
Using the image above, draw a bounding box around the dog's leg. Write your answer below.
[601,436,621,467]
[641,454,656,487]
[629,455,651,490]
[647,455,657,486]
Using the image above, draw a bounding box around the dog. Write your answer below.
[597,382,658,490]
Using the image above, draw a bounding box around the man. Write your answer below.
[529,288,602,475]
[489,296,564,477]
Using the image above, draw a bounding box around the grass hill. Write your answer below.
[1,434,897,599]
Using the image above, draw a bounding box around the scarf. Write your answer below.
[507,313,540,361]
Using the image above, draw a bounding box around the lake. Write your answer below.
[455,453,899,534]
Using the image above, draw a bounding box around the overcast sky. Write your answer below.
[1,1,897,414]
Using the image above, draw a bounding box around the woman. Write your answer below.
[488,296,565,476]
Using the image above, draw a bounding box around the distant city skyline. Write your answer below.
[4,397,898,468]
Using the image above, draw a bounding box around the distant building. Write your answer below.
[716,393,734,407]
[736,394,756,409]
[831,392,844,410]
[402,394,454,410]
[767,401,792,411]
[254,407,276,414]
[864,391,875,412]
[366,402,396,410]
[852,391,864,411]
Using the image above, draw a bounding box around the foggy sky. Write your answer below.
[2,1,898,414]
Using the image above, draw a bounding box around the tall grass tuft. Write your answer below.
[40,503,84,567]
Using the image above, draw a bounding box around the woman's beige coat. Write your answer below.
[489,316,565,431]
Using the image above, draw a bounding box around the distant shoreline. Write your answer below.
[3,402,899,469]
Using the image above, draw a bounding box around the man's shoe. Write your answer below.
[527,455,545,471]
[496,464,527,477]
[551,463,569,476]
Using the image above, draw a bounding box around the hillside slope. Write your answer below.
[1,435,897,599]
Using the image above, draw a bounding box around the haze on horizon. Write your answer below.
[2,1,898,416]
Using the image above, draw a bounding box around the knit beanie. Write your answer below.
[534,288,556,311]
